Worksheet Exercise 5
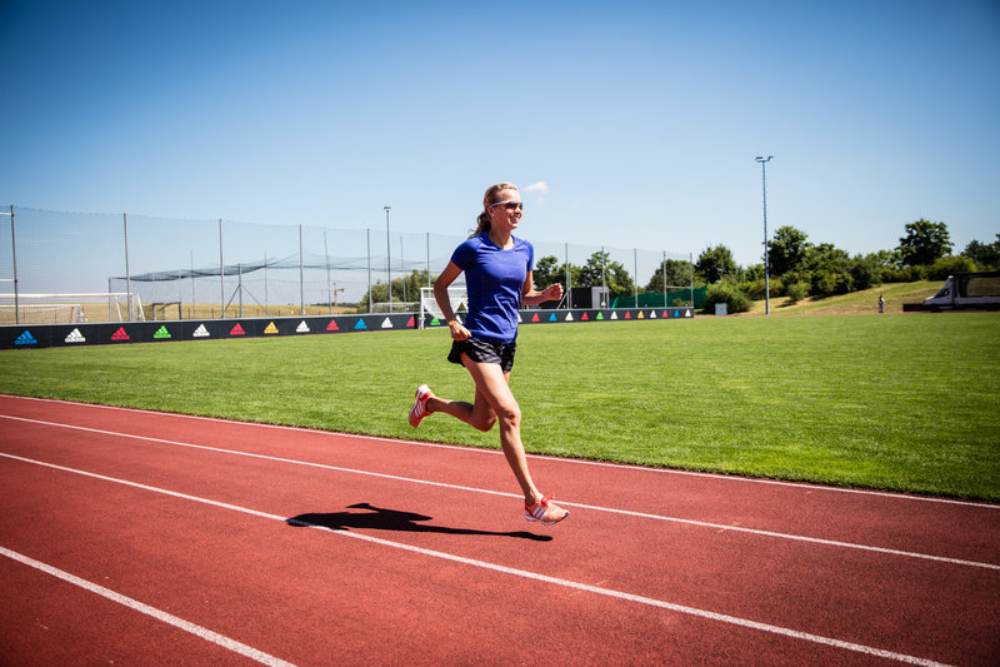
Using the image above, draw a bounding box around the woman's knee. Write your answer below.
[495,402,521,428]
[472,414,497,432]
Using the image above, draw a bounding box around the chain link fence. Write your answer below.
[1,206,694,324]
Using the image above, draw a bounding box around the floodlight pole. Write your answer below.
[755,155,773,315]
[366,229,372,313]
[385,206,392,313]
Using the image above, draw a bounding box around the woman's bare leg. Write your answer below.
[425,384,497,432]
[457,355,542,505]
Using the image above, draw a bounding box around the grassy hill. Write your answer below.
[739,281,941,317]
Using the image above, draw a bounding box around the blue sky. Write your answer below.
[1,0,998,277]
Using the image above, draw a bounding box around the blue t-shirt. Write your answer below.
[450,233,534,344]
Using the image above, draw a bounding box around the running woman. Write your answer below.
[408,182,570,525]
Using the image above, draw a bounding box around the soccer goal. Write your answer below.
[419,286,467,329]
[0,292,144,325]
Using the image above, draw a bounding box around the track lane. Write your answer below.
[0,458,895,667]
[1,395,997,567]
[2,417,998,664]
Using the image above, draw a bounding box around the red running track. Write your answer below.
[0,394,998,666]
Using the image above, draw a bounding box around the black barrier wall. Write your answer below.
[0,308,694,350]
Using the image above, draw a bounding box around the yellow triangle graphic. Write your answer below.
[637,311,645,319]
[264,322,279,334]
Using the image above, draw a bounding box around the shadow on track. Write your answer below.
[287,502,552,542]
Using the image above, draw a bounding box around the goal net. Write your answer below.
[419,286,467,329]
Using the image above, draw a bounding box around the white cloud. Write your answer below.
[523,181,550,194]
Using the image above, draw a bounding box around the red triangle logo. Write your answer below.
[229,323,245,336]
[581,312,589,320]
[624,311,632,320]
[531,313,540,322]
[662,310,669,318]
[405,316,415,328]
[111,326,130,341]
[326,319,339,331]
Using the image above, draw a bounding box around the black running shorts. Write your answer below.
[448,336,517,373]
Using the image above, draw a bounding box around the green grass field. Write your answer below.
[2,311,998,500]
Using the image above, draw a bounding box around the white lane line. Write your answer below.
[0,452,951,667]
[4,394,996,510]
[0,545,295,667]
[2,414,996,572]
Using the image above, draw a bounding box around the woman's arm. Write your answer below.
[521,270,564,307]
[434,261,472,341]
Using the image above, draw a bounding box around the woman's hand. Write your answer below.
[448,319,472,341]
[542,283,564,303]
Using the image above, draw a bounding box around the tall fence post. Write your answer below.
[633,248,638,308]
[238,263,243,318]
[123,212,132,321]
[190,250,195,320]
[298,224,304,316]
[218,219,224,319]
[366,228,372,314]
[264,249,269,315]
[601,245,606,299]
[564,242,570,309]
[5,205,18,324]
[107,277,113,322]
[689,252,695,309]
[384,206,392,313]
[324,231,332,314]
[662,251,667,307]
[426,231,431,287]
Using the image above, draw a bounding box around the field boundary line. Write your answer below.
[0,452,952,667]
[0,546,295,667]
[3,413,997,571]
[3,394,997,509]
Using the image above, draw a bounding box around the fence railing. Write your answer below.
[0,205,694,324]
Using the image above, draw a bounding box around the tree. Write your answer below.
[962,234,1000,270]
[695,245,737,284]
[897,219,952,266]
[767,226,811,276]
[644,258,694,291]
[577,251,635,297]
[356,269,431,312]
[533,255,562,288]
[801,243,854,296]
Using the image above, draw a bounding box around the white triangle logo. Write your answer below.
[565,312,574,321]
[381,317,393,329]
[517,312,522,322]
[610,311,619,320]
[296,321,310,333]
[193,324,210,338]
[65,328,86,343]
[650,310,657,319]
[685,309,692,318]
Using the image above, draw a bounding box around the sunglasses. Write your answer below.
[488,199,523,211]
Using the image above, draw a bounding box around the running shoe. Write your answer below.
[408,384,432,428]
[524,495,570,526]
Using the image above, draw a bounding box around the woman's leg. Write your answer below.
[425,385,497,432]
[457,354,544,505]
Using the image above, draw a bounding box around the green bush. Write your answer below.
[785,281,809,303]
[704,282,750,314]
[881,264,926,282]
[928,255,978,280]
[740,276,783,300]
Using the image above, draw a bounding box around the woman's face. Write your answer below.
[487,189,523,233]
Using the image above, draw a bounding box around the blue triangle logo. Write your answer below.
[548,313,558,322]
[15,329,38,346]
[354,318,367,330]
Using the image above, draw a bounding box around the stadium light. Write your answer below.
[385,206,392,313]
[755,155,773,315]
